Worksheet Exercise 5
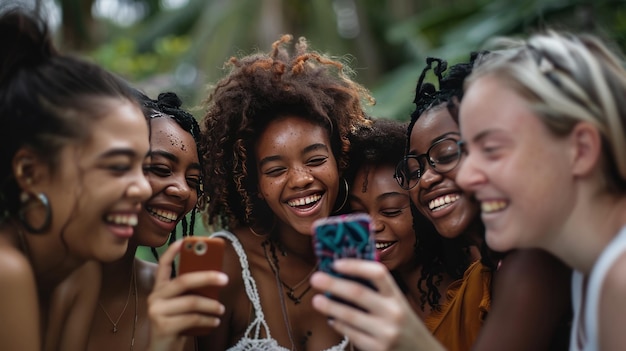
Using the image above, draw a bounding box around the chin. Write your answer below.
[485,231,514,252]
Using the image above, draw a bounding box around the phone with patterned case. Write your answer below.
[312,213,377,309]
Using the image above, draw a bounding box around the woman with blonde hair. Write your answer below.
[457,31,626,351]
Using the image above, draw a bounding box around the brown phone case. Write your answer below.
[178,236,225,336]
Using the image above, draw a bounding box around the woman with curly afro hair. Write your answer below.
[196,35,373,351]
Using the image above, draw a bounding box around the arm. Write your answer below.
[147,240,228,351]
[472,249,571,351]
[310,259,446,351]
[0,248,41,350]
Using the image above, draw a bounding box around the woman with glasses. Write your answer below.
[311,55,571,351]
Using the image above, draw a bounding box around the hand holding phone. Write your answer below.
[312,213,378,308]
[178,236,225,336]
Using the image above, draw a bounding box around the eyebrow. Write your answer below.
[470,129,497,144]
[258,143,329,168]
[409,131,461,155]
[150,150,201,170]
[377,192,410,202]
[100,148,148,160]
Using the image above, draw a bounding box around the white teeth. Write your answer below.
[148,208,178,223]
[287,194,321,207]
[481,201,508,213]
[106,214,138,227]
[376,242,394,250]
[429,194,461,211]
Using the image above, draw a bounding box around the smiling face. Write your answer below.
[408,105,479,239]
[255,115,339,236]
[349,163,415,270]
[135,117,200,247]
[456,76,575,251]
[35,100,152,262]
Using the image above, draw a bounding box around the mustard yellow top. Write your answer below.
[424,260,492,351]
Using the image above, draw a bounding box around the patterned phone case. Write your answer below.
[312,213,377,308]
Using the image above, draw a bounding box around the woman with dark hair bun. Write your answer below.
[0,7,151,350]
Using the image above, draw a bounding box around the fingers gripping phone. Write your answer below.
[312,213,377,309]
[178,236,225,336]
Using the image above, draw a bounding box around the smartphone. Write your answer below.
[312,213,377,308]
[178,236,225,336]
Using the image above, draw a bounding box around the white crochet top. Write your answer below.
[210,230,350,351]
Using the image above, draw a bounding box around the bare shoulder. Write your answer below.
[601,251,626,295]
[0,239,40,349]
[0,240,35,283]
[599,252,626,350]
[136,258,158,291]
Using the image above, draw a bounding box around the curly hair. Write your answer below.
[201,34,373,231]
[344,118,407,191]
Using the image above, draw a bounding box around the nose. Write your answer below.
[287,166,314,189]
[128,171,152,202]
[164,176,192,200]
[418,163,442,189]
[455,156,483,192]
[371,216,385,233]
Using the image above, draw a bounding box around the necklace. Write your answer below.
[262,239,318,305]
[130,261,137,351]
[99,262,135,334]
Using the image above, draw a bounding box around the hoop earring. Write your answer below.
[332,178,349,214]
[249,216,277,237]
[18,191,51,234]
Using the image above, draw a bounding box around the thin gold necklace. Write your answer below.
[130,261,137,351]
[99,262,134,334]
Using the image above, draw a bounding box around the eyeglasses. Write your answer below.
[394,138,462,190]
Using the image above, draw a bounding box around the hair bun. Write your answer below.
[0,9,56,84]
[156,92,182,109]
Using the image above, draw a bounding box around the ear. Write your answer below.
[12,148,47,190]
[569,122,602,177]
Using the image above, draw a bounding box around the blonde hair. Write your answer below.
[468,31,626,192]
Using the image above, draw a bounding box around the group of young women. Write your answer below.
[2,5,626,351]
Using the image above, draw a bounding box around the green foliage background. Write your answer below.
[37,0,626,259]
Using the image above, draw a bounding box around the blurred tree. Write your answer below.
[34,0,626,120]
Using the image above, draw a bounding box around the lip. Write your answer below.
[375,240,398,260]
[104,210,140,239]
[420,188,463,218]
[283,191,325,217]
[145,204,184,233]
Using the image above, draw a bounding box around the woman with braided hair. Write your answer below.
[310,54,571,351]
[84,91,210,351]
[55,91,222,351]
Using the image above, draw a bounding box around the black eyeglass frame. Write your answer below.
[394,137,464,190]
